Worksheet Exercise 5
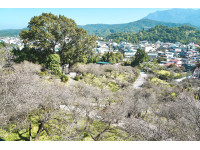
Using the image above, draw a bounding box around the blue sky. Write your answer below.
[0,8,170,30]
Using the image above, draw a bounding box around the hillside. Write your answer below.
[144,8,200,27]
[79,19,194,37]
[0,19,195,37]
[0,29,22,37]
[0,19,196,37]
[106,25,200,44]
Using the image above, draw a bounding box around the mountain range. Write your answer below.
[1,8,200,37]
[144,8,200,27]
[0,19,196,37]
[79,19,195,36]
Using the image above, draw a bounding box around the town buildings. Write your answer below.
[94,40,199,73]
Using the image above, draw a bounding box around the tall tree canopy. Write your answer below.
[132,48,149,67]
[19,13,97,67]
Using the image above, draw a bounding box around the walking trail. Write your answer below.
[133,71,148,89]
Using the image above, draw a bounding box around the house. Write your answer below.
[159,61,167,66]
[96,42,110,55]
[165,52,174,59]
[145,46,156,53]
[148,53,158,60]
[169,59,183,67]
[124,50,137,58]
[158,51,165,56]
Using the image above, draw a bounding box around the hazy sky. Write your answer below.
[0,8,170,30]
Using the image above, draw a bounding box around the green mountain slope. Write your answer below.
[79,19,196,37]
[0,19,197,37]
[0,29,22,37]
[106,25,200,44]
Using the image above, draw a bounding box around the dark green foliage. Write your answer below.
[122,60,132,66]
[107,25,200,44]
[0,42,7,48]
[60,74,69,83]
[45,54,61,75]
[101,52,123,64]
[12,47,51,64]
[74,76,80,81]
[19,13,97,68]
[87,53,100,63]
[157,57,167,63]
[132,48,149,67]
[82,72,87,76]
[197,47,200,53]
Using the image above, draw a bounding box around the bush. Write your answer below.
[82,72,87,76]
[157,57,167,63]
[122,60,131,66]
[157,70,171,80]
[39,71,48,76]
[74,76,80,81]
[60,74,69,83]
[151,77,169,85]
[46,54,62,76]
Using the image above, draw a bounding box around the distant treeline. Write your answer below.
[106,25,200,44]
[0,29,22,37]
[79,19,196,37]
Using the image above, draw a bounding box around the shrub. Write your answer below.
[74,76,80,81]
[82,72,87,76]
[157,70,171,80]
[39,71,48,76]
[151,77,169,85]
[60,74,69,83]
[45,54,62,76]
[122,60,131,66]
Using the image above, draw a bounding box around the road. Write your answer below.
[174,77,187,82]
[133,71,148,89]
[174,75,193,82]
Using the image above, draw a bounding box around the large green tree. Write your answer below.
[59,31,97,67]
[20,13,97,68]
[132,48,149,66]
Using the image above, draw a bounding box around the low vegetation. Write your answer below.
[1,50,200,141]
[70,63,140,91]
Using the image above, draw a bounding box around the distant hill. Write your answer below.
[144,8,200,27]
[106,25,200,44]
[79,19,195,37]
[0,19,197,37]
[0,29,22,37]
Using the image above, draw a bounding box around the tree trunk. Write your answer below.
[35,121,44,141]
[29,123,33,141]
